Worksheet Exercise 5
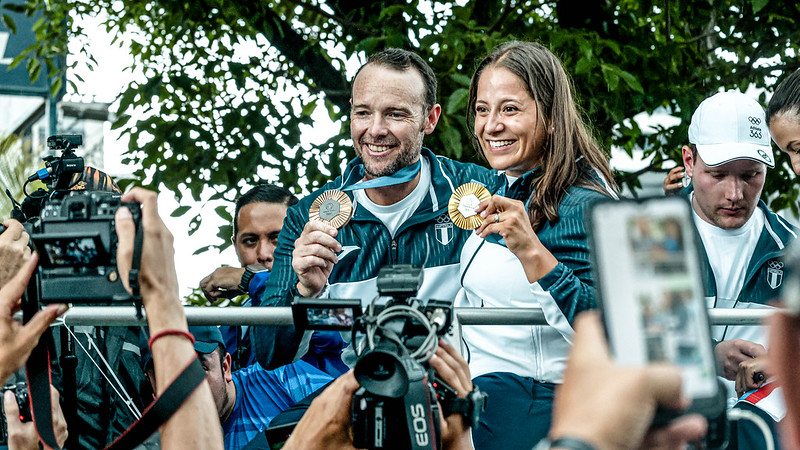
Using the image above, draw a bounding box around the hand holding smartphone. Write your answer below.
[587,196,726,423]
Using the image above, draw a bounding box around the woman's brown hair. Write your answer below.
[467,40,618,229]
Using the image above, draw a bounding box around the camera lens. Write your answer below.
[363,354,396,381]
[355,350,409,398]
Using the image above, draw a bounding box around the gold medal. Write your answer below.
[309,190,353,229]
[448,183,491,229]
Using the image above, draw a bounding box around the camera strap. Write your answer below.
[403,377,439,450]
[22,273,62,449]
[26,335,205,450]
[105,356,206,450]
[129,215,145,319]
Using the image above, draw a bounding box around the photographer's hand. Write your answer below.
[0,219,32,288]
[550,312,706,450]
[429,340,474,450]
[292,220,341,298]
[282,371,360,450]
[116,188,223,450]
[4,384,68,450]
[0,255,67,385]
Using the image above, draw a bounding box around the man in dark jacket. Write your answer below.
[251,48,497,372]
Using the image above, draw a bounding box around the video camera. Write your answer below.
[7,135,142,304]
[292,265,486,450]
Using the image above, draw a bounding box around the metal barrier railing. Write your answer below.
[55,306,776,327]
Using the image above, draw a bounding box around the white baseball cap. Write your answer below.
[688,91,774,168]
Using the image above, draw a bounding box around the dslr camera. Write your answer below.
[292,265,486,450]
[11,135,141,304]
[0,371,31,444]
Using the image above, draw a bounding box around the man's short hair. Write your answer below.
[233,184,298,236]
[352,48,438,111]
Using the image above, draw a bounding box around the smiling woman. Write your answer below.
[457,40,618,449]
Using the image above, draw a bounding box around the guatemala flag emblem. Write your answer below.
[435,214,453,245]
[767,260,784,289]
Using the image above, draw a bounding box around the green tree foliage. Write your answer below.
[0,134,42,218]
[5,0,800,251]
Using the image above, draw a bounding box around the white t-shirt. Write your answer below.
[354,156,431,237]
[691,193,764,308]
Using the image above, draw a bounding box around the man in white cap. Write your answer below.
[682,90,797,448]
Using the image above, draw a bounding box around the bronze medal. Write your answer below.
[309,190,353,229]
[448,183,491,229]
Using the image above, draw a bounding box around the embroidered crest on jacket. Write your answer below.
[767,260,784,289]
[435,214,454,245]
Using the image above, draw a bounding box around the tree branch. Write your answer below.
[235,4,351,111]
[287,0,377,36]
[487,0,514,34]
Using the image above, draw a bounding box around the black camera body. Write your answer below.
[9,135,142,304]
[290,265,486,450]
[0,371,31,445]
[4,381,31,423]
[26,190,141,303]
[351,265,453,450]
[351,378,441,450]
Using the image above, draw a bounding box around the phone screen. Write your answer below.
[590,197,718,401]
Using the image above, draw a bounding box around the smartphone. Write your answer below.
[588,196,726,420]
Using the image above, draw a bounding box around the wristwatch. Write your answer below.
[444,386,487,429]
[238,264,267,293]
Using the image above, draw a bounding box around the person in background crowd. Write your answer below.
[681,91,797,448]
[665,68,800,191]
[200,184,298,306]
[201,184,348,376]
[457,40,617,448]
[140,325,331,449]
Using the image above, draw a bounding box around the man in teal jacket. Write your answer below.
[682,91,797,449]
[252,48,497,370]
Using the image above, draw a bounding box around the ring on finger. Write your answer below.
[494,213,500,224]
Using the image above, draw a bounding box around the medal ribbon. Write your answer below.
[342,159,422,191]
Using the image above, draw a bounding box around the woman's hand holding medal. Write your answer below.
[475,195,558,284]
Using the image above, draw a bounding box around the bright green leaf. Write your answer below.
[2,14,16,34]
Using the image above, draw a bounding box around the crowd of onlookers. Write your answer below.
[2,42,800,450]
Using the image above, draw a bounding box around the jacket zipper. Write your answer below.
[391,239,398,263]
